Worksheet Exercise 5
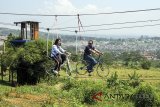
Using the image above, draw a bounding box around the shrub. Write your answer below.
[141,60,151,70]
[128,71,142,88]
[83,87,100,104]
[62,79,78,91]
[132,85,157,107]
[67,80,104,105]
[9,40,48,85]
[101,52,114,65]
[106,72,119,88]
[70,54,80,62]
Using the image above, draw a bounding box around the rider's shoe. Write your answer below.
[88,69,92,76]
[53,70,58,74]
[87,70,92,73]
[61,63,65,66]
[88,73,92,76]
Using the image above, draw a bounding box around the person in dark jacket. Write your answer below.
[83,40,103,76]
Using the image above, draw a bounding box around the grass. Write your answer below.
[0,67,160,107]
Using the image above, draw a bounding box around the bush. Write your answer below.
[70,54,80,62]
[128,71,142,88]
[64,80,104,105]
[107,72,119,88]
[83,87,100,104]
[9,40,48,85]
[101,52,114,65]
[141,60,151,70]
[120,51,145,69]
[132,85,157,107]
[62,79,78,91]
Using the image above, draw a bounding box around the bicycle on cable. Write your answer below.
[76,54,110,78]
[76,40,110,78]
[45,53,72,80]
[45,38,72,80]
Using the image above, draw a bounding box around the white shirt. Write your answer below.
[51,45,65,57]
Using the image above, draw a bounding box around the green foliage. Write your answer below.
[155,50,160,59]
[120,51,144,69]
[7,33,16,41]
[132,85,158,107]
[62,79,78,91]
[101,52,114,65]
[3,39,49,85]
[128,71,142,88]
[141,60,151,70]
[72,82,103,105]
[1,47,18,72]
[150,60,160,68]
[106,72,132,92]
[62,79,104,105]
[107,72,119,88]
[70,54,80,62]
[82,87,100,105]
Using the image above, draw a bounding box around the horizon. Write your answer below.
[0,27,160,39]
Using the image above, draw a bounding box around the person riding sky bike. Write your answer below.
[83,40,103,76]
[51,38,69,75]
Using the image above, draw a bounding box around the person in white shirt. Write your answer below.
[51,38,67,75]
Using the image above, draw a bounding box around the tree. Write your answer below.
[4,39,50,85]
[120,51,145,68]
[156,50,160,59]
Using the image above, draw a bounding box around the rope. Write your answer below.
[0,7,160,16]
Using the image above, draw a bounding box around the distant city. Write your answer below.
[1,27,160,60]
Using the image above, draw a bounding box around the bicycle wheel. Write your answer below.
[76,60,87,75]
[96,63,110,78]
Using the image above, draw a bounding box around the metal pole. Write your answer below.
[75,30,78,55]
[46,28,50,57]
[3,41,5,53]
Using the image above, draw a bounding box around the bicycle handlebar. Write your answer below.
[97,54,103,60]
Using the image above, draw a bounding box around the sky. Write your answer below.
[1,0,160,37]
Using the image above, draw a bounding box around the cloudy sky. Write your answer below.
[1,0,160,37]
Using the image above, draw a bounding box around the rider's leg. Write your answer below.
[85,55,97,72]
[90,57,97,70]
[57,55,62,72]
[61,54,66,64]
[54,59,59,71]
[52,57,59,71]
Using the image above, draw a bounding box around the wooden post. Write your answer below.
[9,68,10,82]
[11,69,13,85]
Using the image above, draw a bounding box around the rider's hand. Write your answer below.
[95,52,100,56]
[65,52,71,55]
[97,52,103,56]
[100,52,103,55]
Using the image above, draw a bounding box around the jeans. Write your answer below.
[84,55,97,72]
[61,54,66,64]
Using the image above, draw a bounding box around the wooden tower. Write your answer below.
[14,21,39,40]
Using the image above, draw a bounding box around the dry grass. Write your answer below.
[2,93,49,107]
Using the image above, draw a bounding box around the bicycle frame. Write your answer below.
[45,53,72,78]
[96,55,103,64]
[76,54,110,78]
[63,54,72,76]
